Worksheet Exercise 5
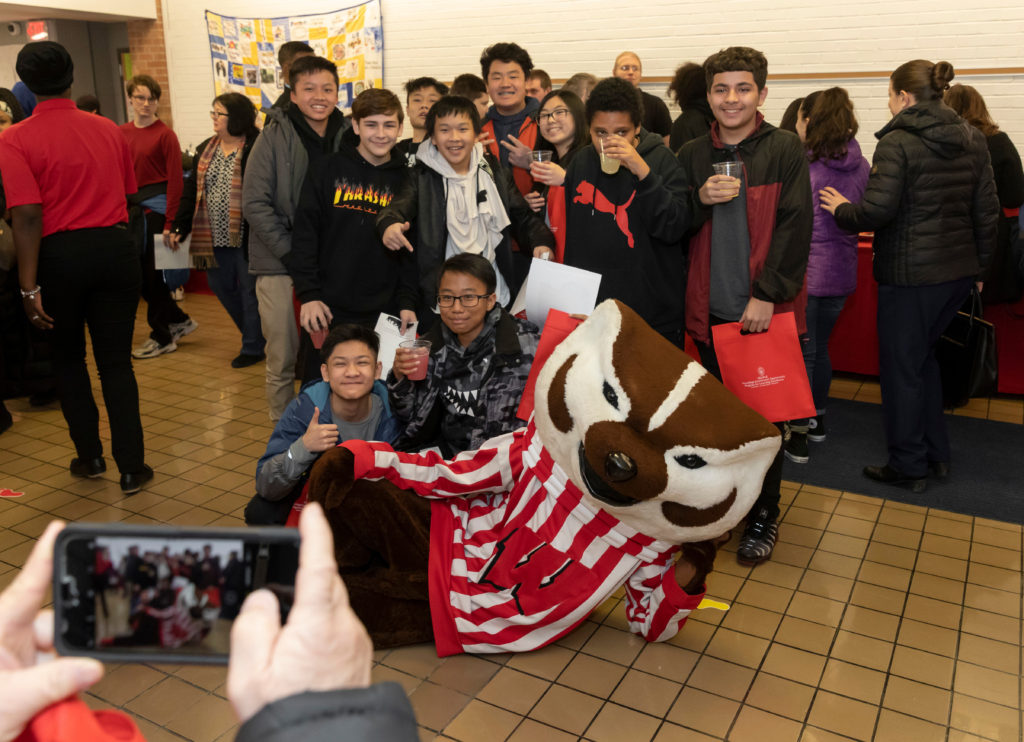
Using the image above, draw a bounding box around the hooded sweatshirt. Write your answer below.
[288,128,416,324]
[562,129,690,336]
[834,100,998,286]
[806,138,870,296]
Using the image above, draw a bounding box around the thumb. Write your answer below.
[227,589,281,722]
[308,407,320,429]
[401,221,410,232]
[6,658,104,725]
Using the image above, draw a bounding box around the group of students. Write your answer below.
[0,36,1005,568]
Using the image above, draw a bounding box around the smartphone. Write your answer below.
[53,523,300,665]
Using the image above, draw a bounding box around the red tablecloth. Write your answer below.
[829,235,1024,393]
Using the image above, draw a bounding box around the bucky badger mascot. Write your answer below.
[307,300,780,655]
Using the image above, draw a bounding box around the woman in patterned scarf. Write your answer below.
[171,93,267,368]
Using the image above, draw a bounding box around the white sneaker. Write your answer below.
[132,338,177,359]
[171,287,184,301]
[169,318,198,341]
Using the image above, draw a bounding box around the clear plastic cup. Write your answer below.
[399,339,431,381]
[713,161,742,178]
[600,139,620,175]
[531,150,553,162]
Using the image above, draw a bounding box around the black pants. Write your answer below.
[38,226,145,473]
[141,211,189,346]
[695,316,782,521]
[877,278,971,477]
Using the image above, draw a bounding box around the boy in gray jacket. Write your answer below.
[242,55,348,420]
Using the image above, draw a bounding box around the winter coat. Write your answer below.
[387,306,538,456]
[669,99,714,154]
[562,129,690,337]
[807,139,870,296]
[980,131,1024,304]
[833,99,998,287]
[242,106,348,275]
[375,153,553,319]
[677,115,812,344]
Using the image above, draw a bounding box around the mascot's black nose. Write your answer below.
[605,451,637,482]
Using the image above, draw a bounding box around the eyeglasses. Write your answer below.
[437,293,492,308]
[209,110,229,119]
[131,95,156,104]
[537,108,570,123]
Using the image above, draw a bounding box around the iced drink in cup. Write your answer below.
[712,161,742,199]
[531,150,553,163]
[600,139,620,175]
[400,339,431,381]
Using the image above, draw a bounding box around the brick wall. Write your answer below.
[126,0,173,129]
[161,0,1024,158]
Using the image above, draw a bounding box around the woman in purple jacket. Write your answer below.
[786,88,870,463]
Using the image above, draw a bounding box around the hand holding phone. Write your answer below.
[228,502,372,722]
[0,522,104,742]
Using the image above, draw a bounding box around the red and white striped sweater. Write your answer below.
[343,420,705,656]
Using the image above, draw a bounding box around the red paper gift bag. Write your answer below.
[516,309,584,421]
[710,312,815,423]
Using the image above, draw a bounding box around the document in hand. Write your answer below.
[510,258,601,330]
[154,234,191,270]
[710,312,815,423]
[374,313,418,379]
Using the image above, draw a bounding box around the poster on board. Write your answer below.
[206,1,384,114]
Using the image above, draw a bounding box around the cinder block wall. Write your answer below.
[160,0,1024,159]
[126,0,173,129]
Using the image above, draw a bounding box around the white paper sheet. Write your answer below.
[520,258,602,329]
[154,235,192,270]
[374,313,418,378]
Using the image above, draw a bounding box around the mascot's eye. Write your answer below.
[675,454,706,469]
[602,382,619,409]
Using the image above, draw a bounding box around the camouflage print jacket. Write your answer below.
[388,307,539,456]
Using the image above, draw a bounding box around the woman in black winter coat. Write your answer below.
[820,60,999,493]
[944,83,1024,304]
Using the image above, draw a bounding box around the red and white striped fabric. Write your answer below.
[343,420,705,657]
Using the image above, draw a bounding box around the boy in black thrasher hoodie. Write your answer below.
[561,77,691,347]
[288,88,418,383]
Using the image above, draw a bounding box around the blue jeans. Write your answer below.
[800,295,848,415]
[206,247,265,356]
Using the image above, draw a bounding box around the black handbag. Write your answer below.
[937,288,998,408]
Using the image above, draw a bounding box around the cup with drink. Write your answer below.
[530,150,553,163]
[712,161,742,199]
[600,138,621,175]
[399,339,431,381]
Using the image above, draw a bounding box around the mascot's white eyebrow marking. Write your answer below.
[647,361,708,433]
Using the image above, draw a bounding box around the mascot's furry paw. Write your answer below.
[677,532,731,593]
[308,446,356,511]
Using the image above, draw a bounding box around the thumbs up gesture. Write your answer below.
[301,407,340,453]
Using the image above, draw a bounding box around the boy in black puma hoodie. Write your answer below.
[561,77,690,346]
[289,88,418,382]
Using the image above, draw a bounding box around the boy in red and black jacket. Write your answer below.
[677,46,811,566]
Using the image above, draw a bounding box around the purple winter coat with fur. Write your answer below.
[807,139,870,296]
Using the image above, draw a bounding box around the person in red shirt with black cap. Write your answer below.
[0,41,153,495]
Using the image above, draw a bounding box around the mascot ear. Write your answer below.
[308,446,356,512]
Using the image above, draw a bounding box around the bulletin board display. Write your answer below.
[205,1,383,113]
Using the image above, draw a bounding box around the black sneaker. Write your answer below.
[737,508,778,566]
[807,414,826,442]
[120,464,154,495]
[784,431,809,464]
[70,457,107,478]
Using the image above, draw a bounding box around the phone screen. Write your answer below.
[55,525,299,664]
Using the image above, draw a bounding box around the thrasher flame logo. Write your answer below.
[332,179,393,211]
[573,180,636,247]
[441,385,481,416]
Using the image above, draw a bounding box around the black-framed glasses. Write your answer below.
[437,293,492,308]
[537,107,570,123]
[209,110,229,118]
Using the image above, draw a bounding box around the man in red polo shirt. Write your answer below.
[0,41,153,495]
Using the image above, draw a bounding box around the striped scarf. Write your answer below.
[189,137,243,269]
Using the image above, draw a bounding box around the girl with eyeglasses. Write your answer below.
[525,89,589,262]
[169,93,266,369]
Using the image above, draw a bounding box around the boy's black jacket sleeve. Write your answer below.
[287,157,328,303]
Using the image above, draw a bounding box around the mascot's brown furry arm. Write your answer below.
[308,300,780,656]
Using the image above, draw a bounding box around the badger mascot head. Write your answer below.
[535,300,781,544]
